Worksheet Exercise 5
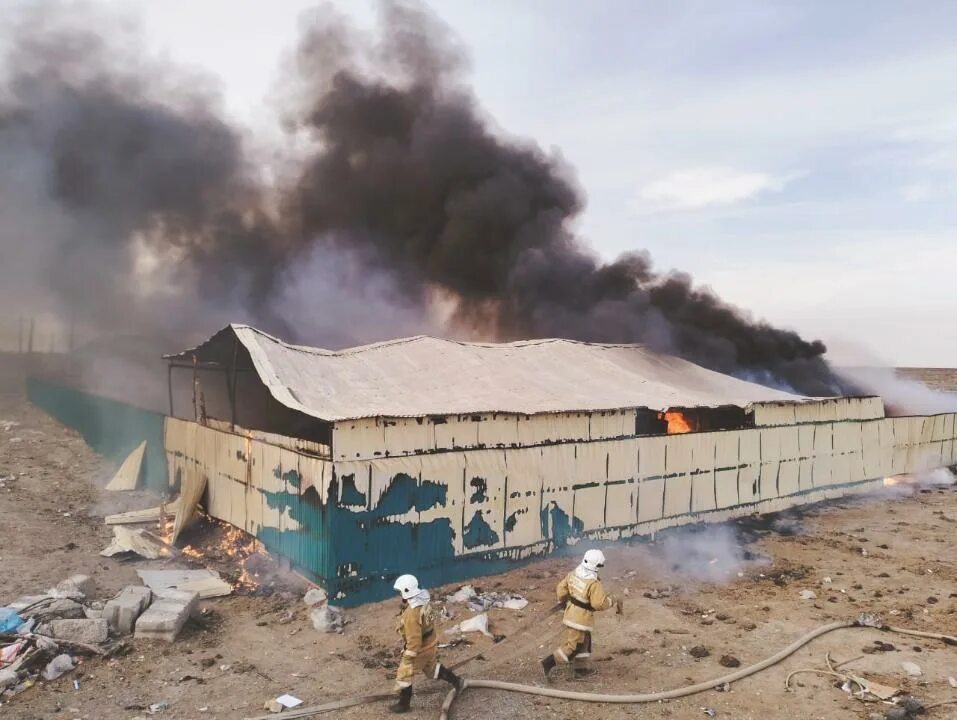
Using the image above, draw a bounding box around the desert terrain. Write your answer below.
[1,357,956,720]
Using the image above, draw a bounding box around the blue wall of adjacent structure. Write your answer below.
[26,378,168,492]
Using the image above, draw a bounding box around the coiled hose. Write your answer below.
[437,620,957,720]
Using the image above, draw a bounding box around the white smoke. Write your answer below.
[838,366,957,416]
[648,524,767,583]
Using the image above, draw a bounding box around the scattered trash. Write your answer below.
[703,708,717,717]
[799,590,817,600]
[73,679,80,690]
[41,654,75,681]
[446,585,528,611]
[864,640,897,654]
[822,577,832,584]
[104,498,182,526]
[0,668,17,691]
[948,676,957,688]
[713,682,731,692]
[446,612,494,638]
[101,526,170,560]
[0,640,26,665]
[310,605,345,634]
[900,661,922,677]
[0,608,23,633]
[689,646,710,659]
[275,694,303,709]
[718,655,740,668]
[448,586,477,603]
[303,588,327,606]
[896,696,925,714]
[148,701,170,714]
[643,586,675,600]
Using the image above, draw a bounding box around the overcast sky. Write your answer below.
[81,1,957,366]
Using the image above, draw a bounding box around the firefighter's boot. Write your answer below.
[436,663,464,690]
[389,686,412,714]
[540,654,557,681]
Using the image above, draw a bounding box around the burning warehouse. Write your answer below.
[159,324,957,604]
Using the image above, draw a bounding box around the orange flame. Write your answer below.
[659,410,693,434]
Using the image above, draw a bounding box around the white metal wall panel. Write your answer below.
[462,450,507,552]
[540,444,577,539]
[434,416,480,451]
[383,417,433,456]
[476,415,519,448]
[715,468,739,509]
[663,435,693,516]
[258,443,285,534]
[244,439,265,535]
[416,453,463,555]
[663,476,692,518]
[605,480,636,528]
[690,434,717,512]
[831,451,851,486]
[637,437,666,478]
[861,420,882,479]
[568,443,605,531]
[637,477,665,522]
[738,430,760,503]
[503,448,543,549]
[334,418,384,461]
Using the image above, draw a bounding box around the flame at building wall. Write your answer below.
[660,410,694,434]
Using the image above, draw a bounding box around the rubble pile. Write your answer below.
[0,574,198,701]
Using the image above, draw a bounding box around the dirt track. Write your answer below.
[2,360,957,720]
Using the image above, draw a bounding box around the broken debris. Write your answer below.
[310,605,345,634]
[446,612,494,638]
[900,661,922,677]
[136,569,232,599]
[104,441,146,491]
[101,525,171,560]
[446,585,529,611]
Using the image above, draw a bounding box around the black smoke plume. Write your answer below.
[0,1,852,396]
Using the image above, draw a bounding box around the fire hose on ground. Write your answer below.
[437,615,957,720]
[242,616,957,720]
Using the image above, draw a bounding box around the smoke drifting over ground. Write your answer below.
[0,1,852,395]
[648,524,767,583]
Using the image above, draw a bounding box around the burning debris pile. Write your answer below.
[0,1,853,397]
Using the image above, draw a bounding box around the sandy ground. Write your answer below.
[2,359,957,720]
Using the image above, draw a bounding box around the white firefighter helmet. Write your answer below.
[393,574,421,600]
[582,549,606,572]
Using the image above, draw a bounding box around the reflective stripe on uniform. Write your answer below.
[562,618,594,632]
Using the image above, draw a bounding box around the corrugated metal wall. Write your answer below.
[166,412,957,605]
[28,378,168,491]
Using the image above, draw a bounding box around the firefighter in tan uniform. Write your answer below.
[541,549,622,679]
[390,574,463,713]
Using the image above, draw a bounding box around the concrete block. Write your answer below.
[104,587,152,635]
[134,588,198,642]
[48,618,109,644]
[51,575,94,600]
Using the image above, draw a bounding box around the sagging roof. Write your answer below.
[166,324,813,422]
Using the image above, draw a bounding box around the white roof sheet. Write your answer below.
[169,324,813,422]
